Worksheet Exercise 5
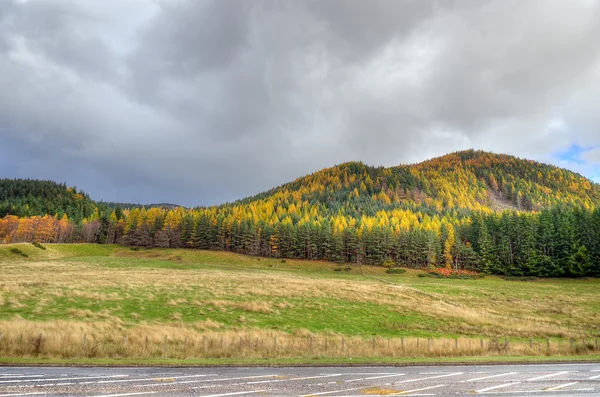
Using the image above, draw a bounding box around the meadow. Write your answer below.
[0,243,599,363]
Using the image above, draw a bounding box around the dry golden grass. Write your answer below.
[0,319,597,360]
[8,297,25,309]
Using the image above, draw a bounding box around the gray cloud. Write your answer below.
[1,0,600,207]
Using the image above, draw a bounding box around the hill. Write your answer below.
[103,202,184,210]
[1,150,599,277]
[0,178,97,222]
[232,150,599,214]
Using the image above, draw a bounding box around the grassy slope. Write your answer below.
[0,243,599,364]
[1,243,599,338]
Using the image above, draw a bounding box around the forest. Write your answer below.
[1,150,599,277]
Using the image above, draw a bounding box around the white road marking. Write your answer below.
[190,374,290,386]
[86,374,218,385]
[197,392,265,397]
[546,382,579,391]
[0,375,45,379]
[135,375,278,388]
[527,372,570,381]
[92,392,158,397]
[299,387,364,396]
[392,383,446,395]
[345,373,406,382]
[476,382,521,393]
[139,374,345,391]
[395,372,463,384]
[0,393,48,397]
[247,373,344,384]
[0,374,128,384]
[589,374,600,380]
[37,383,74,387]
[462,372,516,382]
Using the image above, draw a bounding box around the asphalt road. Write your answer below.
[0,363,599,396]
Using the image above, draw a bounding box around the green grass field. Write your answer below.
[0,243,599,363]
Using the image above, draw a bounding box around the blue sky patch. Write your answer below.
[554,144,589,165]
[553,144,600,184]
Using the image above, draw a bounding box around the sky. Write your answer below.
[1,0,600,207]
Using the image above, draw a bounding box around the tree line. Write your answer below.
[1,206,598,277]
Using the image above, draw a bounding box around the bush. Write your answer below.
[420,268,483,279]
[386,268,406,274]
[382,259,396,268]
[10,247,28,257]
[32,242,46,250]
[344,266,352,271]
[281,259,286,263]
[334,267,343,272]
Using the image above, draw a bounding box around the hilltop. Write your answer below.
[103,202,184,210]
[0,178,97,222]
[232,149,599,214]
[1,150,599,277]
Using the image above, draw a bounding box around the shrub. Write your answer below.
[281,259,286,263]
[421,268,483,279]
[10,247,28,257]
[334,267,343,272]
[382,259,396,268]
[32,242,46,250]
[344,266,352,271]
[386,268,406,274]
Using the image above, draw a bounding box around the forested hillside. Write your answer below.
[1,150,599,277]
[0,179,96,221]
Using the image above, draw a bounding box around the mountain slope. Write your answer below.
[228,149,599,216]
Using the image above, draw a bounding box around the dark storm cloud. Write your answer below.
[1,0,600,206]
